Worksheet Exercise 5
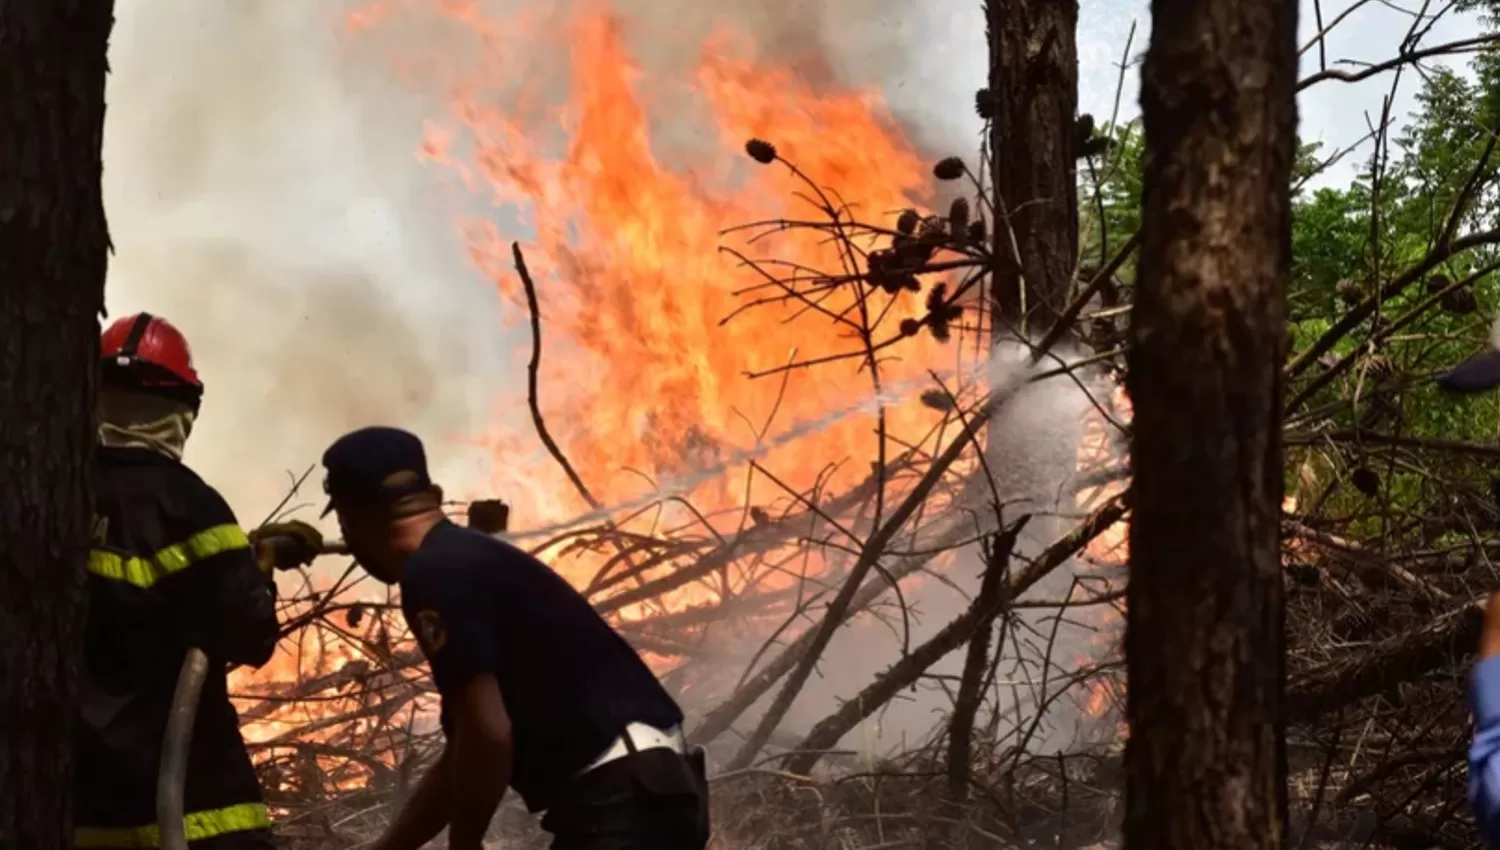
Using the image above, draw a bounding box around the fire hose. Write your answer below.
[155,537,347,850]
[155,500,506,850]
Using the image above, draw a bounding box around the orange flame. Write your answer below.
[238,0,976,763]
[1072,386,1127,728]
[422,8,946,529]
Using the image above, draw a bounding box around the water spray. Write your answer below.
[498,370,952,543]
[500,346,1059,544]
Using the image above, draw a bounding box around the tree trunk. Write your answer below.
[0,3,114,848]
[980,3,1086,768]
[982,0,1082,523]
[985,0,1079,336]
[1123,0,1296,846]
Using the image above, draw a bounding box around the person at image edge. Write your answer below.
[1471,594,1500,847]
[1435,318,1500,847]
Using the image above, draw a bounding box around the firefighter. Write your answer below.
[75,313,324,850]
[319,426,710,850]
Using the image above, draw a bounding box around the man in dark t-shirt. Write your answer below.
[319,426,709,850]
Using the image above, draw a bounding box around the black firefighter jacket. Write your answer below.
[75,446,278,848]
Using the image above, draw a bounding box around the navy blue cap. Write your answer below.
[319,426,433,517]
[1438,350,1500,394]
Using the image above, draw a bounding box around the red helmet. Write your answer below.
[100,313,204,406]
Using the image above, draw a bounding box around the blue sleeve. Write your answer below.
[1471,655,1500,847]
[402,564,498,697]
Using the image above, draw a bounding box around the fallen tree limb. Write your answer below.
[1286,596,1483,723]
[1332,745,1465,807]
[1286,521,1451,601]
[591,470,888,615]
[688,517,969,746]
[782,494,1130,774]
[1285,227,1500,378]
[945,516,1028,796]
[723,375,1037,770]
[236,649,425,723]
[1284,428,1500,460]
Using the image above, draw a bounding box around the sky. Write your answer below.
[881,0,1482,187]
[102,0,1483,526]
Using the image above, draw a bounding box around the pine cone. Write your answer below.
[948,198,970,245]
[1441,288,1477,314]
[1336,278,1361,306]
[974,88,996,119]
[745,138,777,164]
[1363,354,1393,384]
[933,157,966,181]
[925,282,949,313]
[919,389,954,411]
[1073,114,1096,148]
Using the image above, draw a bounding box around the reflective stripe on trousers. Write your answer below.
[74,801,272,848]
[87,524,251,588]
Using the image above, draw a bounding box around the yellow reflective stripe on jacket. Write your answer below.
[73,801,271,847]
[86,524,251,589]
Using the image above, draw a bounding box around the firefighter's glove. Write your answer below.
[251,520,325,570]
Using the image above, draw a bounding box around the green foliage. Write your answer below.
[1084,37,1500,537]
[1079,124,1142,283]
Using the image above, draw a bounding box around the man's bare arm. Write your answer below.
[447,673,514,850]
[371,745,455,850]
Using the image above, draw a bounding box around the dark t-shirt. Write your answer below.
[399,520,684,812]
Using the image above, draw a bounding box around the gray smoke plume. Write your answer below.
[106,0,930,521]
[679,344,1125,765]
[106,0,1138,516]
[107,0,1127,764]
[106,0,509,521]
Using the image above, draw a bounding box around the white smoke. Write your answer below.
[106,0,508,524]
[672,344,1125,763]
[106,0,1127,764]
[105,0,1142,516]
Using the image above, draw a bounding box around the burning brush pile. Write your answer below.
[222,3,1136,848]
[234,251,1133,849]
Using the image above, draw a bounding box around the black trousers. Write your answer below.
[541,748,710,850]
[190,829,278,850]
[71,827,277,850]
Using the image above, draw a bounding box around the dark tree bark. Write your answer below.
[985,0,1079,335]
[1123,0,1297,847]
[0,3,114,848]
[982,0,1083,515]
[980,0,1083,647]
